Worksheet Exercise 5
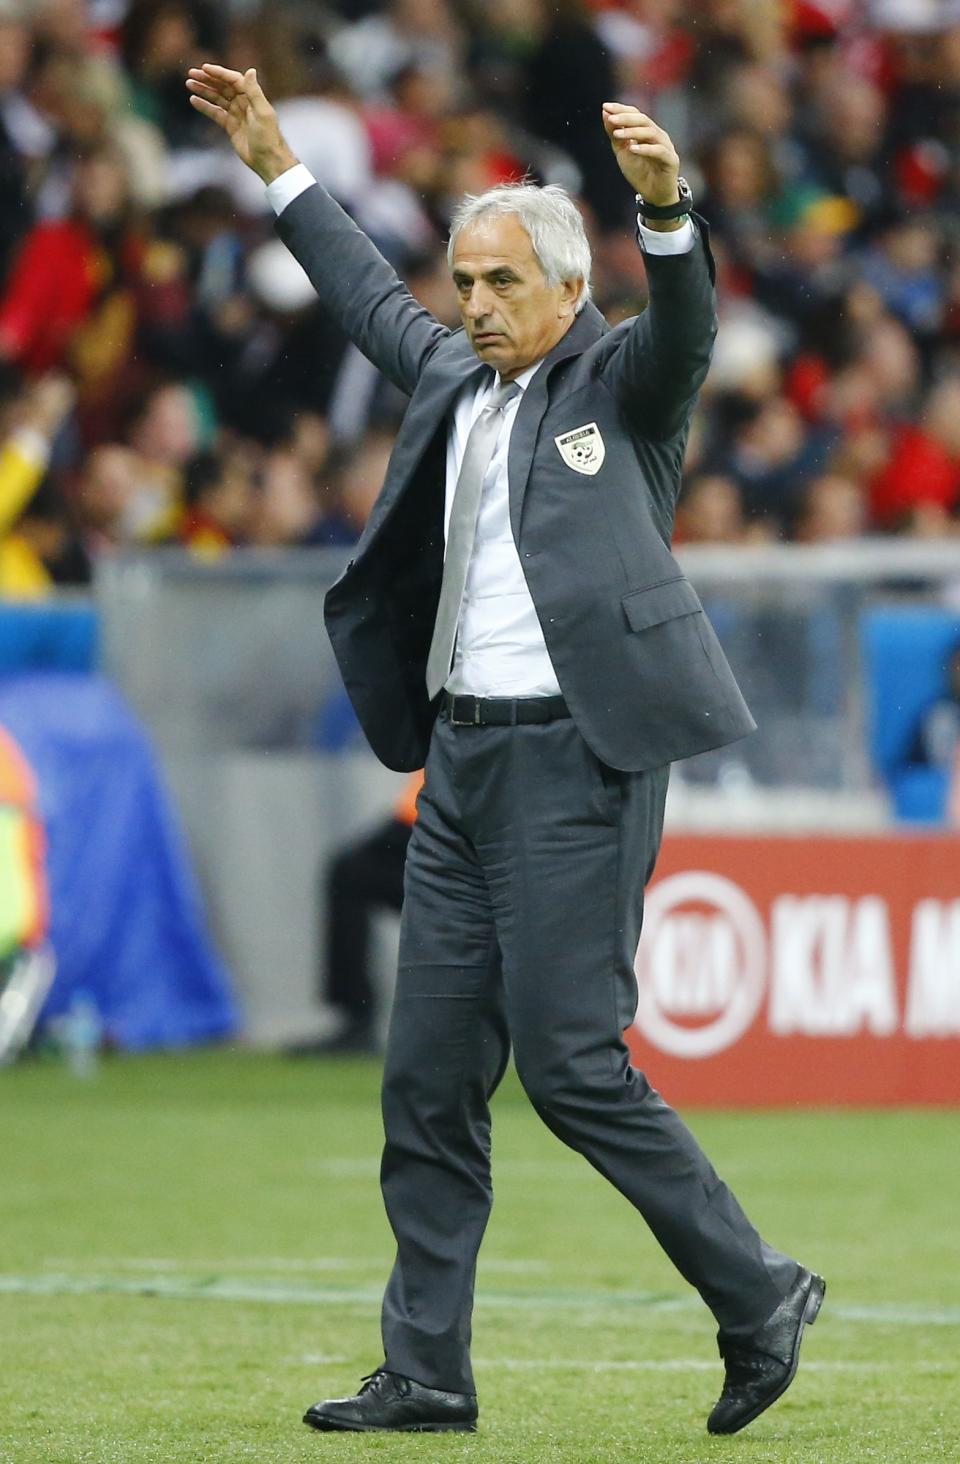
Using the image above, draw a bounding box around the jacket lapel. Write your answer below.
[354,339,488,554]
[507,304,607,543]
[350,305,606,567]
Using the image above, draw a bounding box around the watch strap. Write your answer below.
[635,178,693,220]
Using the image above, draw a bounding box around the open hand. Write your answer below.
[186,64,297,183]
[602,103,680,206]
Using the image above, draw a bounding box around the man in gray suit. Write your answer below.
[188,62,824,1439]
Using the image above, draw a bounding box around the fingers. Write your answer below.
[186,64,273,122]
[610,121,665,143]
[611,128,664,147]
[185,63,247,106]
[198,62,247,87]
[601,105,677,166]
[625,142,677,161]
[186,69,236,111]
[242,68,274,119]
[602,104,663,139]
[187,93,231,128]
[603,108,653,124]
[602,102,652,125]
[612,126,677,161]
[186,78,228,108]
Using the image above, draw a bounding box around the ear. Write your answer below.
[558,276,583,319]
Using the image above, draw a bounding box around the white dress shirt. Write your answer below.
[266,167,695,696]
[443,363,559,695]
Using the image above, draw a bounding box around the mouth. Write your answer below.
[473,332,504,346]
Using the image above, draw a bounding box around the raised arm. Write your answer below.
[186,64,446,396]
[598,104,717,441]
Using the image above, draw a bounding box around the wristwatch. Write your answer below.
[636,176,693,221]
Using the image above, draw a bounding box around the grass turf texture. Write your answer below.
[1,1052,958,1464]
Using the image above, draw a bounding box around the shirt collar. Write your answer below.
[494,360,542,394]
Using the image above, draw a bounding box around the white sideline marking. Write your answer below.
[832,1303,960,1327]
[474,1359,895,1373]
[481,1259,552,1273]
[310,1157,583,1179]
[0,1274,382,1305]
[42,1256,379,1273]
[3,1274,960,1326]
[0,1274,689,1312]
[40,1255,549,1276]
[299,1355,902,1374]
[308,1159,379,1178]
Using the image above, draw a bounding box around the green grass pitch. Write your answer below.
[2,1050,958,1463]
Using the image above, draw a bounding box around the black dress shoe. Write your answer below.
[707,1267,826,1435]
[303,1369,478,1433]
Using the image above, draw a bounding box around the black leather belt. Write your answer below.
[440,692,571,727]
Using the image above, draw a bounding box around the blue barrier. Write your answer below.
[0,602,99,673]
[0,672,240,1049]
[861,607,960,823]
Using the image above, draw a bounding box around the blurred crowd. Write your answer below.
[0,0,959,595]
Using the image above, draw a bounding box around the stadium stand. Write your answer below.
[0,0,954,570]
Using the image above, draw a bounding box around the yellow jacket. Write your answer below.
[0,428,53,597]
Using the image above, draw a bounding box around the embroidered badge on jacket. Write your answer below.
[555,422,605,476]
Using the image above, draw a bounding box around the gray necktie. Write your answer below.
[426,380,520,699]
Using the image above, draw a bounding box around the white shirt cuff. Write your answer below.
[636,215,695,255]
[266,163,316,217]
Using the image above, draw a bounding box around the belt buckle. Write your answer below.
[450,695,482,727]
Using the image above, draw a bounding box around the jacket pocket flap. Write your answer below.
[622,577,702,632]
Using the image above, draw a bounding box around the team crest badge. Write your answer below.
[555,422,605,476]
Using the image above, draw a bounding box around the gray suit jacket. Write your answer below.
[275,184,755,773]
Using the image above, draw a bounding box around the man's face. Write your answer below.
[73,155,129,228]
[451,213,581,381]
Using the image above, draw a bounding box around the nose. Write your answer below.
[463,284,493,321]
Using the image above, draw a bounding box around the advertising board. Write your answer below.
[630,835,960,1104]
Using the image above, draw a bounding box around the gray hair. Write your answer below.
[447,183,592,310]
